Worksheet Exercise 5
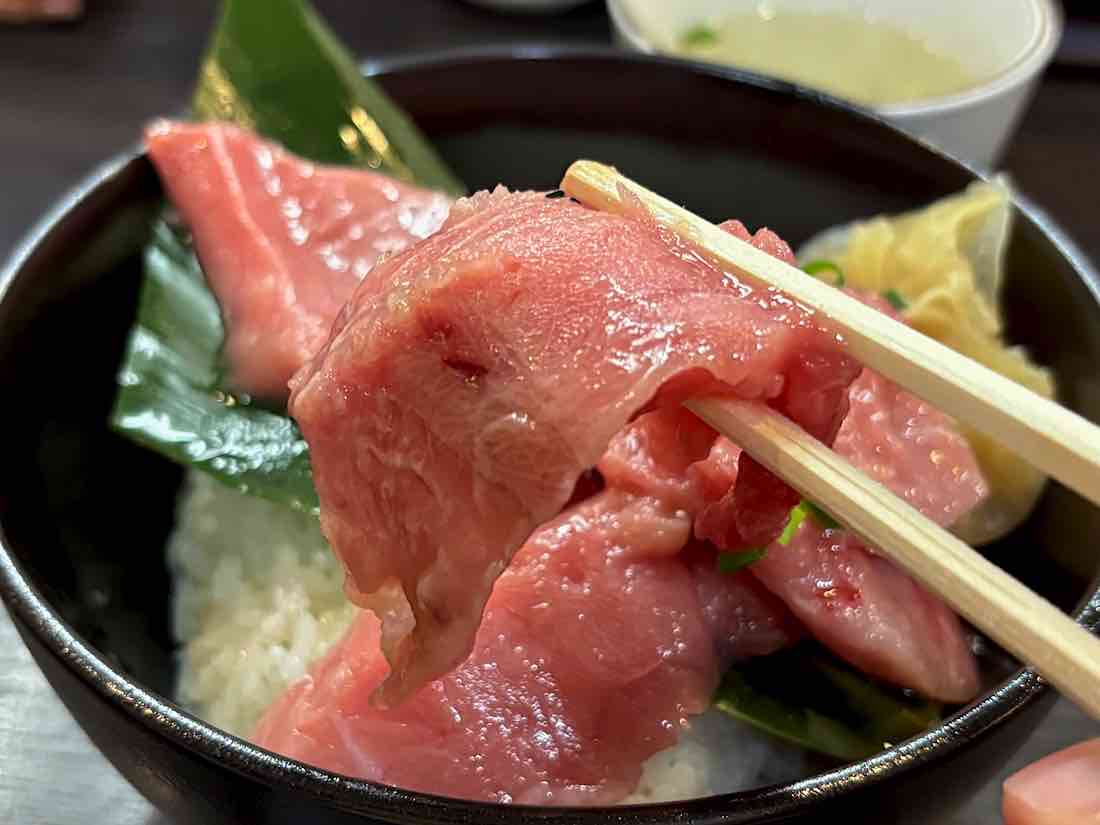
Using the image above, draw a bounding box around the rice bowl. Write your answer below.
[0,46,1095,825]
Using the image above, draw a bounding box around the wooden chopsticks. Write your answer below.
[561,160,1100,721]
[687,398,1100,720]
[562,160,1100,511]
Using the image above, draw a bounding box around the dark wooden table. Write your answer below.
[1,1,1098,266]
[0,3,1098,823]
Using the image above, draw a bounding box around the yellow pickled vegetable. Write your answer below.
[801,181,1055,545]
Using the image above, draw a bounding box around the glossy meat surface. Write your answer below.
[254,410,796,804]
[145,120,450,400]
[695,358,986,702]
[290,191,858,704]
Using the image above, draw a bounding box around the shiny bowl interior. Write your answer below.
[1,49,1099,825]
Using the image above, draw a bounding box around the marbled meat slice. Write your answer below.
[685,542,806,664]
[695,340,987,702]
[145,120,451,401]
[290,191,859,704]
[254,491,714,805]
[253,409,798,803]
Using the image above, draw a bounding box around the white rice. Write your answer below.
[168,472,355,737]
[169,470,807,801]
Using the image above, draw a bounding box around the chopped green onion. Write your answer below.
[718,547,767,574]
[803,259,846,288]
[777,503,808,546]
[720,498,836,572]
[681,23,719,47]
[722,502,840,574]
[802,499,840,531]
[776,500,839,547]
[883,288,908,311]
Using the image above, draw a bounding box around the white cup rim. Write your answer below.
[607,0,1064,116]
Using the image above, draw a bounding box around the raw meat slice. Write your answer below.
[831,289,987,526]
[596,405,716,513]
[749,526,980,702]
[600,410,804,662]
[0,0,81,21]
[684,542,805,664]
[698,220,856,551]
[695,361,986,701]
[145,120,451,401]
[833,366,988,528]
[290,190,860,704]
[254,411,742,804]
[255,490,716,804]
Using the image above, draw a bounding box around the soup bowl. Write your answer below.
[607,0,1064,168]
[1,48,1099,825]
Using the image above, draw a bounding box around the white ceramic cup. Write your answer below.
[607,0,1063,168]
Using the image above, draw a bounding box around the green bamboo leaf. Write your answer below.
[714,643,943,761]
[112,223,319,513]
[812,656,941,747]
[110,0,467,509]
[714,671,879,762]
[194,0,465,195]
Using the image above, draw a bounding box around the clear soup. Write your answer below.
[675,8,978,106]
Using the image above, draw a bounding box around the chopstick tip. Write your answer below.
[561,159,614,190]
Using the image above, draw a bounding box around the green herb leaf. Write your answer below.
[776,499,839,546]
[110,0,467,508]
[883,288,908,311]
[681,23,719,48]
[812,656,942,747]
[714,670,877,761]
[112,223,320,513]
[717,547,767,574]
[777,503,808,546]
[195,0,465,195]
[802,499,840,530]
[803,259,846,288]
[714,643,943,761]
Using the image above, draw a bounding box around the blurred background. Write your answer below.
[0,2,1097,823]
[0,0,1097,264]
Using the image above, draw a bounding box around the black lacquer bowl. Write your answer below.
[1,49,1099,825]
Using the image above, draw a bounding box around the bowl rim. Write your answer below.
[2,43,1099,824]
[605,0,1065,117]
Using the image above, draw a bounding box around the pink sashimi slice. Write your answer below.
[694,354,986,702]
[254,408,799,804]
[144,120,451,401]
[685,542,805,664]
[833,366,989,528]
[289,190,860,705]
[707,220,855,550]
[254,491,716,805]
[599,409,804,664]
[748,526,980,702]
[1002,738,1100,825]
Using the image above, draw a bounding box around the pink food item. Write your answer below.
[748,528,979,702]
[1002,739,1100,825]
[685,542,805,663]
[0,0,81,21]
[833,365,989,528]
[255,409,795,804]
[255,492,714,805]
[694,359,987,702]
[290,189,860,704]
[144,120,451,401]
